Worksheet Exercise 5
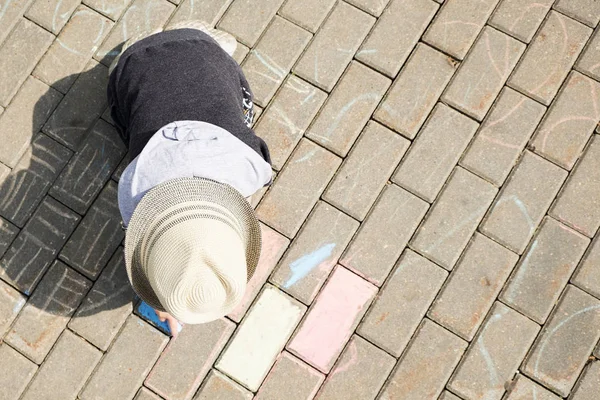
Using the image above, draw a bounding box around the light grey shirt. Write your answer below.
[118,121,272,226]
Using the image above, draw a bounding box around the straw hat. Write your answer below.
[123,177,261,324]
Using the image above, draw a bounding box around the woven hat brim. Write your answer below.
[124,177,261,313]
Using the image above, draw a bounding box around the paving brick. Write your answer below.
[112,153,129,182]
[42,61,109,150]
[357,0,438,77]
[571,361,600,400]
[358,250,446,357]
[380,319,467,400]
[216,285,305,391]
[0,343,37,399]
[534,73,600,170]
[489,0,554,43]
[59,182,123,279]
[480,152,567,254]
[439,391,462,400]
[0,75,62,168]
[340,184,429,285]
[33,6,113,94]
[51,120,126,214]
[83,0,132,20]
[0,197,80,294]
[218,0,285,47]
[68,247,136,350]
[0,0,34,46]
[195,370,253,400]
[0,134,72,227]
[256,139,341,238]
[0,279,26,336]
[442,27,525,121]
[504,374,560,400]
[305,62,390,156]
[278,0,336,32]
[253,105,263,122]
[374,43,458,140]
[449,302,540,400]
[460,87,547,186]
[21,330,102,400]
[255,352,324,400]
[254,76,327,170]
[508,11,592,105]
[572,236,600,299]
[135,388,163,400]
[577,29,600,81]
[0,19,54,107]
[393,104,479,202]
[25,0,80,34]
[0,156,7,178]
[146,319,235,400]
[423,0,500,60]
[288,266,377,373]
[242,17,311,107]
[316,335,394,400]
[94,0,175,65]
[293,2,375,92]
[522,285,600,397]
[232,43,250,64]
[554,0,600,27]
[324,122,409,220]
[6,261,91,363]
[411,167,498,270]
[81,315,169,400]
[248,170,271,209]
[345,0,391,16]
[270,201,359,304]
[533,82,600,169]
[229,224,289,322]
[550,136,600,237]
[500,217,590,323]
[429,233,519,340]
[166,0,232,28]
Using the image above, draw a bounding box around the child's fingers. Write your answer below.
[167,318,179,338]
[154,309,167,322]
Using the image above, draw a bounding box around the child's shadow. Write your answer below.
[0,60,146,329]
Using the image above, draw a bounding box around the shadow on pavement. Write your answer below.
[0,58,140,321]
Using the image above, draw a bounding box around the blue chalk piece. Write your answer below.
[138,301,172,335]
[284,243,336,289]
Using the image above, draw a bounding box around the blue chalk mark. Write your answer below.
[13,298,25,314]
[284,243,336,289]
[138,301,172,335]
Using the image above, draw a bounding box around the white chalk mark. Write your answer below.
[317,93,380,140]
[56,38,85,57]
[503,239,539,303]
[252,49,285,78]
[533,303,600,376]
[294,149,317,164]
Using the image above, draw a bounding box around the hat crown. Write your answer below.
[145,217,247,324]
[123,177,262,325]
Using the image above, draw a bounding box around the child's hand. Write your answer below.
[154,309,182,338]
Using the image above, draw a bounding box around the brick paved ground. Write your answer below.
[0,0,599,399]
